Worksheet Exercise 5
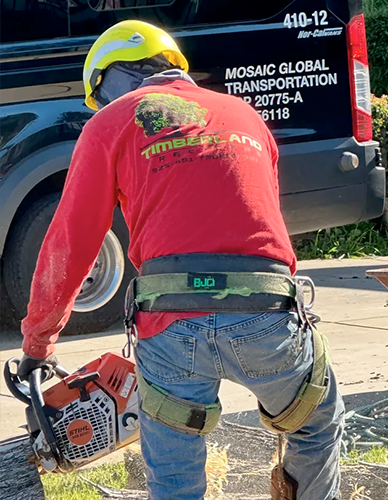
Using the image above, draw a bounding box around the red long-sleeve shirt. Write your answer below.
[22,80,296,358]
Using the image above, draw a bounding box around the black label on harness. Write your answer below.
[187,273,227,290]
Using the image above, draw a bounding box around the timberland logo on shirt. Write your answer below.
[140,132,262,160]
[135,93,207,137]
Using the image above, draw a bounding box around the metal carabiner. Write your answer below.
[122,278,139,358]
[130,324,139,348]
[294,276,316,311]
[123,323,139,358]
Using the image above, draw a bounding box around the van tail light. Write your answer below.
[347,13,372,142]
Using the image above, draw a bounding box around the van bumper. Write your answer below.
[278,137,386,235]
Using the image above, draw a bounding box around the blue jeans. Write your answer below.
[135,312,344,500]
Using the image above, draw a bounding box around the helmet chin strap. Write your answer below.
[93,55,175,109]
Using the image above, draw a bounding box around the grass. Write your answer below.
[364,0,388,18]
[341,446,388,465]
[41,443,229,500]
[42,462,128,500]
[295,222,388,260]
[40,445,388,499]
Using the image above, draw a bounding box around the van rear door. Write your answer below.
[177,0,355,147]
[164,0,382,233]
[17,0,383,234]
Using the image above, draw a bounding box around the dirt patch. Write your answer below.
[341,463,388,499]
[104,420,388,500]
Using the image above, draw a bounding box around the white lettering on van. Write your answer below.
[223,59,338,122]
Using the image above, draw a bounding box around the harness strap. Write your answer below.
[136,368,222,436]
[135,272,296,306]
[259,327,329,434]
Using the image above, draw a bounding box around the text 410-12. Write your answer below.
[284,10,329,29]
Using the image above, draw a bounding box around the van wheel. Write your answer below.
[3,193,136,334]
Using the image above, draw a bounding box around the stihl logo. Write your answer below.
[66,419,93,446]
[69,425,89,436]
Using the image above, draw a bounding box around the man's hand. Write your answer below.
[17,354,58,381]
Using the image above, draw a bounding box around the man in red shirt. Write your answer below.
[17,20,343,500]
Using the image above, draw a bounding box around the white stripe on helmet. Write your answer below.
[84,33,146,83]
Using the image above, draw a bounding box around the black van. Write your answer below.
[0,0,385,333]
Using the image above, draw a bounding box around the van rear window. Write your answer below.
[0,0,68,43]
[89,0,174,12]
[86,0,294,24]
[189,0,294,25]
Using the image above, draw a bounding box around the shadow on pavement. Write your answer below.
[299,264,388,292]
[0,321,124,353]
[343,390,388,410]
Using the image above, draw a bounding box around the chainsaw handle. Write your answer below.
[4,358,31,405]
[29,369,57,445]
[3,358,70,406]
[5,358,72,471]
[33,363,70,381]
[52,364,71,379]
[29,368,71,471]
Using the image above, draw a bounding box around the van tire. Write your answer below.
[3,193,136,335]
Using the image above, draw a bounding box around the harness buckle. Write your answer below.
[187,408,207,431]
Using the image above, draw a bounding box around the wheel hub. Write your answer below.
[73,230,125,313]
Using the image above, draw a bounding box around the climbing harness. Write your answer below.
[123,254,329,442]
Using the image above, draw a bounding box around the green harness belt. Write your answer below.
[135,271,296,305]
[131,271,329,436]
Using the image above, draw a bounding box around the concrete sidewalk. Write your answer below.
[1,257,388,446]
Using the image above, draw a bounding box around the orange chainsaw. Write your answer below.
[4,353,140,473]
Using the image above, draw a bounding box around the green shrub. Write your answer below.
[295,222,388,260]
[372,94,388,168]
[364,0,388,96]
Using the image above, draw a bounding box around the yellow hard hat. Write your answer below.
[83,20,189,110]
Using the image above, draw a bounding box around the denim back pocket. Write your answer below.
[230,314,299,378]
[135,329,196,383]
